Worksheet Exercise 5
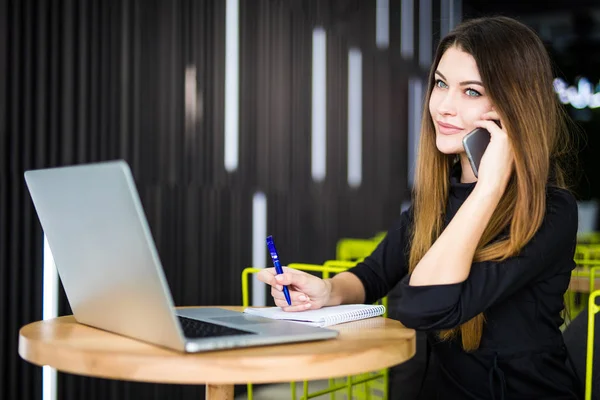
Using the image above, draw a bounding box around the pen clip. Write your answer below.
[266,235,280,265]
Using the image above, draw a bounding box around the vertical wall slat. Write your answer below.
[9,0,22,176]
[75,0,87,163]
[62,0,75,164]
[0,0,6,154]
[7,2,22,398]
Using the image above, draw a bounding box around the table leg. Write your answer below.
[206,384,234,400]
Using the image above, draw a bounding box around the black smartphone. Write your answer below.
[462,127,490,178]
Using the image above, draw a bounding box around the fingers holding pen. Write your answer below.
[271,285,312,310]
[258,266,330,311]
[257,267,293,286]
[258,268,308,308]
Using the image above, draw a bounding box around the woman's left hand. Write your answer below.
[472,111,515,195]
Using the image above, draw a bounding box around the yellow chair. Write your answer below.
[336,238,380,262]
[566,246,600,321]
[578,232,600,245]
[241,262,388,400]
[586,289,600,400]
[332,237,389,400]
[569,265,600,322]
[332,236,387,318]
[579,245,600,261]
[371,231,387,243]
[567,269,589,321]
[320,259,388,400]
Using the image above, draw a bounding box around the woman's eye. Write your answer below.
[435,79,448,89]
[466,88,482,97]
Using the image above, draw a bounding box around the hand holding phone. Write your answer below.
[462,127,491,178]
[468,115,513,192]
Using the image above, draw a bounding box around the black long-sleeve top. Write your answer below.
[349,166,581,399]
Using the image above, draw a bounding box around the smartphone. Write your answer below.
[462,127,490,178]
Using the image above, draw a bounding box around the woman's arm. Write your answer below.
[261,209,412,311]
[326,272,366,305]
[396,188,578,330]
[409,185,503,286]
[410,113,514,287]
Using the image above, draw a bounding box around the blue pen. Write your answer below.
[266,235,292,306]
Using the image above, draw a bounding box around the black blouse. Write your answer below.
[349,165,581,399]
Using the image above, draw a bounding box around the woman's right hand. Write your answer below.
[256,267,332,312]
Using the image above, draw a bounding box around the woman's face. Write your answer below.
[428,46,494,155]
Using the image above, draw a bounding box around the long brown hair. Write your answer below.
[408,16,575,351]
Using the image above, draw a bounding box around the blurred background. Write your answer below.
[2,0,600,399]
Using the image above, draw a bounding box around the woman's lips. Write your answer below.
[437,121,464,135]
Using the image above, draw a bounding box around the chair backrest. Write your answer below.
[336,238,379,262]
[240,252,389,400]
[241,263,352,307]
[587,291,600,400]
[371,231,387,243]
[574,244,600,262]
[578,233,600,245]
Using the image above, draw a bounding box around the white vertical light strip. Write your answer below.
[252,192,267,306]
[224,0,239,172]
[311,27,327,182]
[376,0,389,49]
[347,48,363,188]
[185,65,198,131]
[42,235,58,400]
[408,78,423,187]
[400,0,414,59]
[450,0,462,29]
[419,0,432,68]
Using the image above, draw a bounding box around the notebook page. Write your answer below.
[243,304,385,327]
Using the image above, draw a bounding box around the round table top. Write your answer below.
[569,269,600,293]
[19,306,416,385]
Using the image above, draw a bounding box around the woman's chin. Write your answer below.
[437,144,465,155]
[435,138,464,155]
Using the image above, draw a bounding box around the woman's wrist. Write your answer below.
[473,180,506,203]
[324,278,341,306]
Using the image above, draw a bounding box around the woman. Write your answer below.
[258,16,581,399]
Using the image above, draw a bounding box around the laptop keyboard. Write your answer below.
[177,316,254,338]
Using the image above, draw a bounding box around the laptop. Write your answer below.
[24,160,338,353]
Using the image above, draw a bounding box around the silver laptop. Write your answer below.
[24,160,338,352]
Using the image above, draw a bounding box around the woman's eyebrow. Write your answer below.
[435,70,483,86]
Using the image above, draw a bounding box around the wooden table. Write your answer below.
[569,275,600,293]
[19,306,416,400]
[569,266,600,294]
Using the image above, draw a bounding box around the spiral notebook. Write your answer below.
[243,304,385,327]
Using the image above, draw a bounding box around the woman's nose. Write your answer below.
[436,93,457,116]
